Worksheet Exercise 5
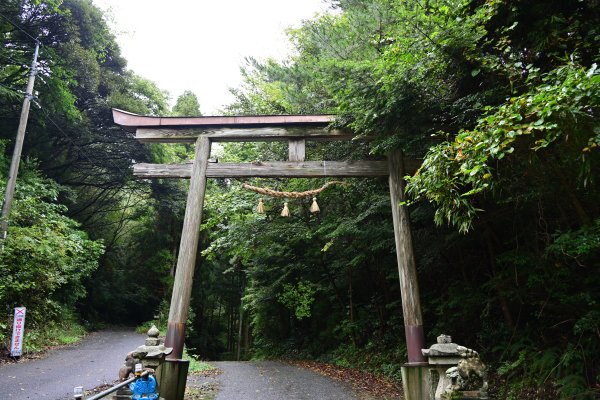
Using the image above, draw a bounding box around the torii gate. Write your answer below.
[113,109,427,398]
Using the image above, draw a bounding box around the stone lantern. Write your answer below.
[132,325,173,371]
[114,326,173,400]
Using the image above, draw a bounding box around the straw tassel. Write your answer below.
[309,197,320,213]
[281,202,290,217]
[257,198,265,214]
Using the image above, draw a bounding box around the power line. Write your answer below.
[33,101,129,178]
[0,40,39,247]
[0,53,28,66]
[38,105,100,167]
[0,82,24,95]
[0,12,40,44]
[0,55,34,97]
[1,12,130,180]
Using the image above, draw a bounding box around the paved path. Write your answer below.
[0,329,145,400]
[205,361,359,400]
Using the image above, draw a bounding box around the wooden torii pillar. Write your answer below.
[113,109,426,397]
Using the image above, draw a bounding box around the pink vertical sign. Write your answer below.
[10,307,26,357]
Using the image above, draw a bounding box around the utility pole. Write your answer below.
[0,40,40,249]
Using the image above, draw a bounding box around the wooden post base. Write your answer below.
[157,359,189,400]
[401,363,433,400]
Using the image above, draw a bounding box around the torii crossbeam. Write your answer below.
[113,108,426,398]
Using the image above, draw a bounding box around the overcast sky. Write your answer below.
[92,0,332,115]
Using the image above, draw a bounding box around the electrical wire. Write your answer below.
[0,12,40,44]
[32,100,129,178]
[0,82,23,95]
[0,54,32,97]
[0,13,129,181]
[0,53,28,66]
[0,13,147,220]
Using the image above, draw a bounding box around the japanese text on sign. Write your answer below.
[11,307,26,357]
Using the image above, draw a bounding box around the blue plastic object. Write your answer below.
[129,374,158,400]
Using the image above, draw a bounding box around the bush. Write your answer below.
[0,156,103,349]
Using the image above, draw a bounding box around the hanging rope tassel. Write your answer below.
[242,181,348,199]
[309,197,320,213]
[281,202,290,217]
[242,181,348,215]
[257,198,265,214]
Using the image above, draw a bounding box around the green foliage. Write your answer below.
[1,0,179,332]
[2,0,598,397]
[110,73,170,116]
[183,348,217,373]
[547,218,600,259]
[407,63,600,232]
[226,57,334,115]
[172,90,201,116]
[195,162,405,361]
[278,281,317,320]
[322,343,406,382]
[19,311,87,354]
[0,153,103,347]
[217,0,600,397]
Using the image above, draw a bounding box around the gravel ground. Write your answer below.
[208,361,359,400]
[0,329,145,400]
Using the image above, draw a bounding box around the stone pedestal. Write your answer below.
[428,357,461,399]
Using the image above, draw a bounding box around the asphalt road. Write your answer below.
[209,361,359,400]
[1,332,360,400]
[0,329,145,400]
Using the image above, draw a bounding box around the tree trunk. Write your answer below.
[236,300,243,361]
[484,227,515,328]
[348,269,357,347]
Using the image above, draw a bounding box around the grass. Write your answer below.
[135,320,167,336]
[0,316,88,361]
[23,319,87,353]
[185,386,217,400]
[47,322,87,345]
[183,350,220,400]
[183,349,217,374]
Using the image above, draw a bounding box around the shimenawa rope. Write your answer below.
[241,181,347,199]
[241,181,348,216]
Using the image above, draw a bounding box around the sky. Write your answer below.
[92,0,332,115]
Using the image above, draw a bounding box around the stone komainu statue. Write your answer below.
[119,351,138,381]
[422,334,489,400]
[446,345,488,397]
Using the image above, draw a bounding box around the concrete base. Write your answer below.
[157,359,189,400]
[401,363,432,400]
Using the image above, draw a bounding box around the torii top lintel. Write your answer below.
[112,109,351,143]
